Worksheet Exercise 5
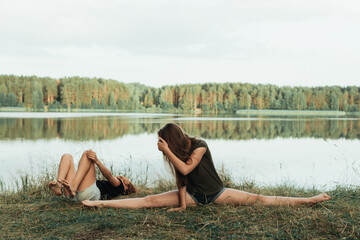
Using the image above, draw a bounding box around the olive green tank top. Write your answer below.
[186,139,223,196]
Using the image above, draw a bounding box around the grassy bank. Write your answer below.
[1,173,359,239]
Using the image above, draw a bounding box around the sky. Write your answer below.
[0,0,359,87]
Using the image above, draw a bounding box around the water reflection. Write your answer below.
[0,116,359,140]
[0,114,359,190]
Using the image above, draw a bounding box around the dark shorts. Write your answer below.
[187,188,226,205]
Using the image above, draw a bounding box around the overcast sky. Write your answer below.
[0,0,359,87]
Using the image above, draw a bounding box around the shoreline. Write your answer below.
[0,109,359,118]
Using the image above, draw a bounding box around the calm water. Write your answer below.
[0,112,359,190]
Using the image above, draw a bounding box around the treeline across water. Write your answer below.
[0,75,359,113]
[0,117,359,140]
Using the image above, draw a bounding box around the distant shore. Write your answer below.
[1,107,360,117]
[236,109,351,116]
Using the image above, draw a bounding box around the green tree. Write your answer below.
[100,99,106,109]
[91,98,99,109]
[24,82,32,108]
[309,101,316,110]
[117,99,127,110]
[0,92,6,107]
[0,82,8,107]
[0,82,8,95]
[6,93,17,107]
[245,93,251,110]
[330,92,340,110]
[108,92,116,109]
[32,91,44,110]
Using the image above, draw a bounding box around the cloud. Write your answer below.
[0,0,359,86]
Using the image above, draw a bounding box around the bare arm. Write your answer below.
[179,185,186,209]
[87,150,121,187]
[157,137,206,176]
[167,185,187,212]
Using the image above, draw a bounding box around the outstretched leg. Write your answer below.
[82,190,197,209]
[61,151,97,196]
[215,188,331,206]
[49,154,76,196]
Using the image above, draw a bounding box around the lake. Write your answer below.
[0,112,359,190]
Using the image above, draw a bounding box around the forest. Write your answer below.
[0,75,359,113]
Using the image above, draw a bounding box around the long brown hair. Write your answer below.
[117,176,136,195]
[158,123,196,187]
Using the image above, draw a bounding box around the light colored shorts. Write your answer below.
[75,181,101,202]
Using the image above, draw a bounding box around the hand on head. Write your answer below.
[157,136,169,153]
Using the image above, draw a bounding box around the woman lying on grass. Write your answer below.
[49,150,136,202]
[83,123,331,211]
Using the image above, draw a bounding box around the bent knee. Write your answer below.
[61,153,73,161]
[81,150,93,160]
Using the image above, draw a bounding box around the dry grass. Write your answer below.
[0,172,359,239]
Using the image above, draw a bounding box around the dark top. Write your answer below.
[186,139,223,196]
[96,177,125,200]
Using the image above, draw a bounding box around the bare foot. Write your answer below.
[82,200,102,208]
[308,193,331,204]
[48,180,62,196]
[59,179,76,197]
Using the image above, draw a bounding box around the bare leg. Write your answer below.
[215,188,331,206]
[61,151,97,196]
[82,190,197,209]
[49,154,75,196]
